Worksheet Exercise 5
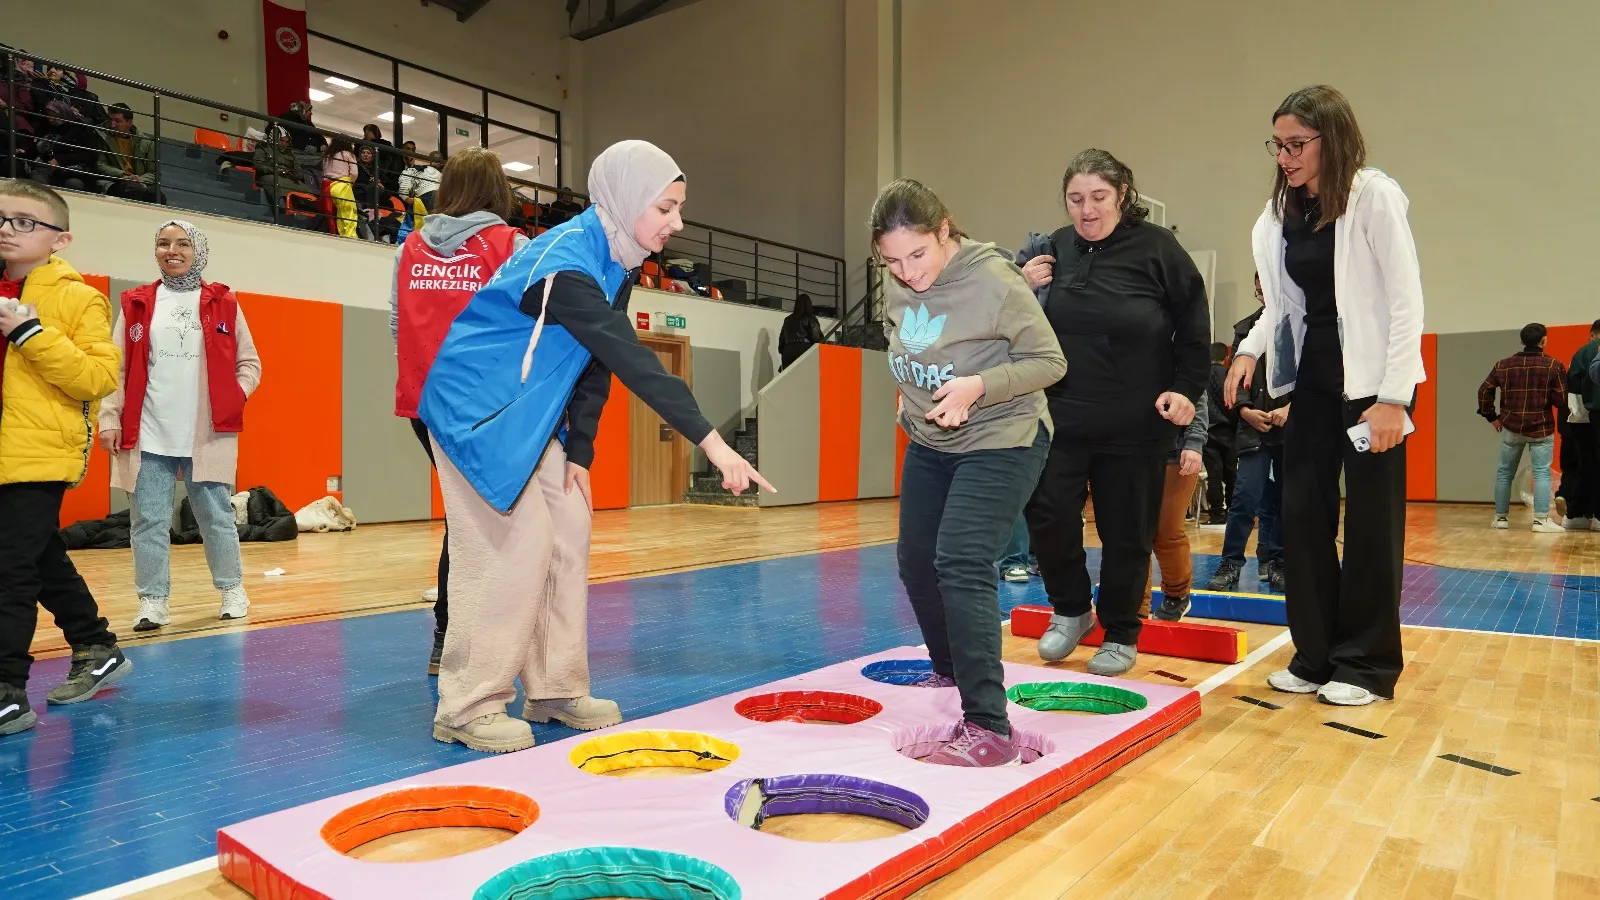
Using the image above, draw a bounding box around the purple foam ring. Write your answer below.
[722,774,931,832]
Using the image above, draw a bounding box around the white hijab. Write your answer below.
[586,140,683,271]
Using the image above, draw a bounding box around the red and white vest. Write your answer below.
[394,224,521,417]
[115,281,247,450]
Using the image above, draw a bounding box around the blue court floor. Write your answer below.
[2,546,1595,898]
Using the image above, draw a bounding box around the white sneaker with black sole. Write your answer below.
[132,597,170,632]
[218,585,250,620]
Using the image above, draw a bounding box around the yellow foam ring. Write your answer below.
[1235,631,1249,661]
[569,730,741,776]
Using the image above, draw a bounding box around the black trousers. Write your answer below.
[898,425,1049,736]
[0,482,117,688]
[1562,421,1600,519]
[409,418,450,634]
[1282,328,1406,696]
[1202,429,1236,515]
[1027,433,1167,647]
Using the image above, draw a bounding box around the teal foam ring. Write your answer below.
[473,846,740,900]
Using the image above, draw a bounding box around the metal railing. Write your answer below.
[819,258,886,350]
[0,47,845,311]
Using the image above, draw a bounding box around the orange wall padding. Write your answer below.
[894,421,909,495]
[589,375,631,511]
[234,293,343,513]
[817,345,863,502]
[1544,324,1593,479]
[1407,333,1438,501]
[60,274,115,527]
[430,468,444,520]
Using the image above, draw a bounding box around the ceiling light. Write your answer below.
[324,76,359,89]
[307,88,333,102]
[502,161,533,172]
[376,112,416,124]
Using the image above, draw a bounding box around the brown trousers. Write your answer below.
[432,438,593,727]
[1144,462,1199,614]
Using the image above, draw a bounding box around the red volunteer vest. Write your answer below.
[394,224,521,417]
[116,281,247,450]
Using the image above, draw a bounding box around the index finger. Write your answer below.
[751,469,777,493]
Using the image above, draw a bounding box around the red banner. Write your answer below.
[262,0,309,117]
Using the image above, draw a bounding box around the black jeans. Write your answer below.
[1282,327,1406,696]
[0,482,117,688]
[1202,430,1236,515]
[1027,436,1166,647]
[409,418,450,634]
[898,424,1049,736]
[1563,421,1600,519]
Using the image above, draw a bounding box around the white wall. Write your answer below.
[575,0,846,258]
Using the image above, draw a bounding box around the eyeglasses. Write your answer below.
[1265,136,1321,158]
[0,216,64,235]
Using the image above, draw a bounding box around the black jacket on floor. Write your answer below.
[62,487,298,549]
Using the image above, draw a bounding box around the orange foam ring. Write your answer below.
[1009,604,1247,664]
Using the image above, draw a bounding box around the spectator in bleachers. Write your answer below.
[62,71,106,125]
[362,124,401,192]
[547,188,584,225]
[400,152,443,211]
[97,103,158,203]
[30,100,109,192]
[0,56,39,179]
[778,293,823,370]
[253,125,316,215]
[279,101,326,155]
[354,144,397,240]
[322,137,361,239]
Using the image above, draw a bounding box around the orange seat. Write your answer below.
[640,274,658,289]
[283,191,320,219]
[195,128,237,152]
[642,260,661,278]
[708,286,724,300]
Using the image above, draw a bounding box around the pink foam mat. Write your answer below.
[218,647,1200,900]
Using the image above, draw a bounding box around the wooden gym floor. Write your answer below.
[17,500,1600,899]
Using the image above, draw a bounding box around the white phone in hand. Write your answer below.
[1347,413,1415,452]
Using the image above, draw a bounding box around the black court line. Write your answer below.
[1439,754,1519,777]
[1235,695,1282,710]
[1151,669,1187,682]
[1325,721,1385,740]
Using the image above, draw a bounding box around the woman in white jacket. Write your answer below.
[1224,85,1424,707]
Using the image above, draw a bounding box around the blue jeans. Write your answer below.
[998,515,1031,569]
[1221,446,1283,565]
[131,453,244,600]
[1494,431,1554,516]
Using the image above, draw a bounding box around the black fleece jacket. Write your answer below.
[521,271,712,467]
[1042,218,1211,453]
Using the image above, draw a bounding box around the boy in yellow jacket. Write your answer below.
[0,179,131,737]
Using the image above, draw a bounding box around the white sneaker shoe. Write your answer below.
[1002,566,1030,583]
[1562,516,1593,531]
[132,597,170,632]
[1532,517,1566,533]
[218,585,250,620]
[1318,681,1380,706]
[1267,669,1323,694]
[423,586,439,602]
[1491,515,1509,529]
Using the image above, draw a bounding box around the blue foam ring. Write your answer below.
[859,659,935,686]
[473,846,740,900]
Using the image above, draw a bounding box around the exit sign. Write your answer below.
[665,314,686,328]
[455,127,470,137]
[636,312,650,330]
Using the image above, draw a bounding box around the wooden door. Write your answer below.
[629,333,691,506]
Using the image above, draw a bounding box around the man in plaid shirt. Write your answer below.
[1478,323,1567,531]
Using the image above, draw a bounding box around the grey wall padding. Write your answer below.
[340,306,434,523]
[1435,330,1521,502]
[857,349,899,498]
[758,351,820,507]
[690,346,743,474]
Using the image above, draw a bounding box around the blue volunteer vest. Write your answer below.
[419,207,627,512]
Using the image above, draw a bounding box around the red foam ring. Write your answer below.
[825,690,1203,899]
[1009,605,1245,664]
[733,690,883,724]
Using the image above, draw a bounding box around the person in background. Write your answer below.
[323,138,361,239]
[1145,394,1209,620]
[391,147,530,675]
[0,179,131,736]
[1201,340,1235,524]
[400,152,444,212]
[998,516,1035,583]
[778,293,823,370]
[1226,85,1426,707]
[98,103,159,203]
[254,125,316,214]
[1019,149,1209,677]
[1,52,39,179]
[30,99,108,192]
[100,220,263,631]
[1558,319,1600,530]
[1478,323,1567,532]
[362,123,401,193]
[547,189,585,225]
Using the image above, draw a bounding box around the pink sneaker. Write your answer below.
[912,672,956,688]
[922,720,1021,767]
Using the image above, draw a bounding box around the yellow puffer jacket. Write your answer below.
[0,257,120,486]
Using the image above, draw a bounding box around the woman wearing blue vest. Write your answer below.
[420,140,773,753]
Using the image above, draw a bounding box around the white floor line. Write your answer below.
[1193,629,1293,696]
[73,856,217,900]
[1401,623,1599,644]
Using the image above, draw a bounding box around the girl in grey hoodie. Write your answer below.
[873,179,1066,768]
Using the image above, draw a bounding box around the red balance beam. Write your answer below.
[1009,604,1247,664]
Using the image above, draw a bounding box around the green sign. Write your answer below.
[455,127,470,137]
[665,315,686,328]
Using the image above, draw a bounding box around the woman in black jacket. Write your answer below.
[778,293,824,370]
[1018,149,1210,676]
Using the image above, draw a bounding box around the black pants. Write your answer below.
[1027,435,1167,647]
[0,482,117,688]
[105,179,163,204]
[898,425,1049,736]
[1282,327,1406,696]
[409,418,450,634]
[1562,421,1600,519]
[1202,429,1235,516]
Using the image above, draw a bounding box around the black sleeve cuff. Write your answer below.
[564,438,596,469]
[8,319,43,347]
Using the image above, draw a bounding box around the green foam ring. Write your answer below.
[1005,681,1149,714]
[473,846,740,900]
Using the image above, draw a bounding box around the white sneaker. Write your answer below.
[1563,516,1593,531]
[1318,681,1380,706]
[1267,669,1323,694]
[132,597,170,632]
[218,585,250,620]
[1532,517,1566,533]
[1492,515,1509,529]
[423,586,439,602]
[1002,566,1030,583]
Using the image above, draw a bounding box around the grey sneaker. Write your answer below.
[0,684,36,736]
[1151,594,1190,622]
[1207,560,1243,591]
[1087,642,1137,676]
[1037,612,1096,662]
[46,645,132,705]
